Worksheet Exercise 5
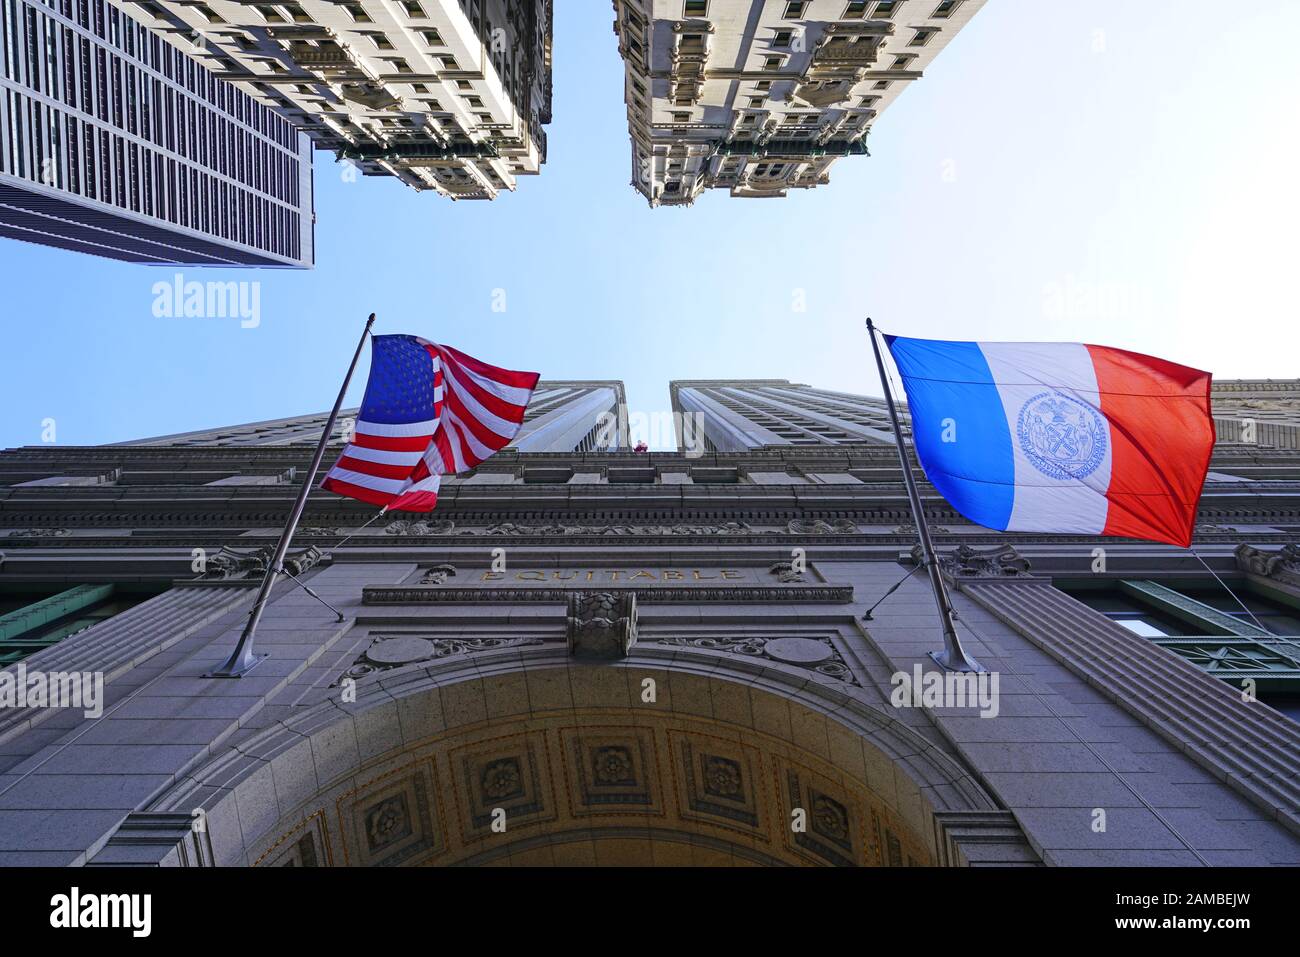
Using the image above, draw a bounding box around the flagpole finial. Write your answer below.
[366,312,376,329]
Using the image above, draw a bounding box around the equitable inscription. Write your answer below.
[480,569,747,582]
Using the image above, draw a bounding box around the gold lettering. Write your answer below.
[630,570,656,580]
[720,570,743,580]
[517,571,545,581]
[662,570,684,580]
[482,572,505,581]
[554,570,578,581]
[693,570,717,580]
[608,571,623,582]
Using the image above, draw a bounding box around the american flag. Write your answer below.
[320,335,539,512]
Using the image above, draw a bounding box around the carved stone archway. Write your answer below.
[145,646,1022,867]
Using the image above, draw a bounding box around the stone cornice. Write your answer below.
[363,584,854,604]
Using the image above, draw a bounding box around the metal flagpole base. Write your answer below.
[929,620,986,673]
[204,649,268,679]
[929,648,985,674]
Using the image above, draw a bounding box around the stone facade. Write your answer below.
[2,378,1300,866]
[612,0,984,206]
[131,0,552,197]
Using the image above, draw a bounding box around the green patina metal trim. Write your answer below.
[1151,637,1300,692]
[1119,579,1270,637]
[0,584,115,642]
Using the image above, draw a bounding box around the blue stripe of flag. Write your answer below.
[884,335,1015,531]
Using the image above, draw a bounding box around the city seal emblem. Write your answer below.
[1015,391,1107,480]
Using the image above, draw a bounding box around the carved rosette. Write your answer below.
[566,592,638,659]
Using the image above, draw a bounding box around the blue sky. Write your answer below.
[2,0,1298,449]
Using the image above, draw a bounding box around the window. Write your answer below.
[772,30,793,48]
[343,3,370,23]
[910,28,937,46]
[422,29,443,46]
[672,111,691,122]
[873,1,899,16]
[933,0,961,17]
[684,0,708,15]
[369,34,394,50]
[783,1,807,16]
[763,56,784,70]
[844,1,869,17]
[0,585,162,665]
[748,96,766,107]
[402,0,425,16]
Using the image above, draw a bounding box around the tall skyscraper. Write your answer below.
[2,375,1299,867]
[671,379,899,450]
[612,0,984,206]
[133,0,552,198]
[0,0,314,265]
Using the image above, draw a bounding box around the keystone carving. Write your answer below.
[1235,543,1300,587]
[566,592,638,658]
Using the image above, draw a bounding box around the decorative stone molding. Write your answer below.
[363,584,854,604]
[931,811,1041,867]
[894,523,951,535]
[384,519,456,536]
[1236,542,1300,588]
[294,526,339,538]
[788,518,857,534]
[567,592,638,658]
[338,633,545,682]
[768,560,804,583]
[198,544,323,581]
[482,521,754,536]
[419,564,457,585]
[927,543,1033,580]
[87,813,215,867]
[656,635,858,685]
[3,527,71,538]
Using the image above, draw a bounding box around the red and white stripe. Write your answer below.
[322,341,538,512]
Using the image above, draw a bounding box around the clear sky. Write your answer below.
[2,0,1298,449]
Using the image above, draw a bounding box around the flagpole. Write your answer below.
[206,312,377,678]
[865,318,984,673]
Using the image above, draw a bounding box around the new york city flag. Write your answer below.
[885,336,1214,547]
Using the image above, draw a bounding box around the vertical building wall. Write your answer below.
[672,379,897,449]
[0,0,314,265]
[134,0,552,197]
[612,0,984,206]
